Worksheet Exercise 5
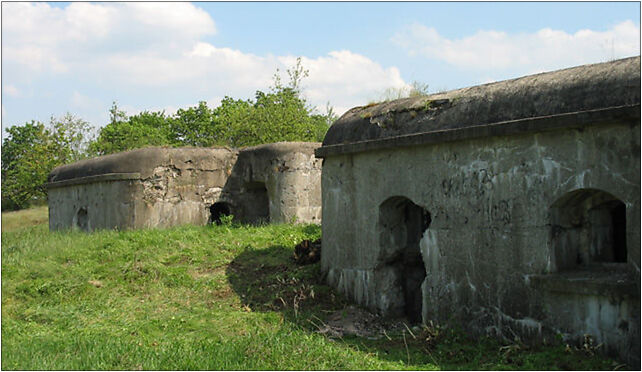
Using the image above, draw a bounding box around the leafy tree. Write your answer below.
[90,59,333,152]
[216,57,331,146]
[49,113,95,162]
[168,101,216,147]
[89,105,171,156]
[1,114,91,211]
[211,97,254,146]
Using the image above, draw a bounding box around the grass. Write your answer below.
[1,204,48,232]
[1,206,621,370]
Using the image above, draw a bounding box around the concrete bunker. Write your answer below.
[550,188,627,270]
[378,196,430,323]
[47,142,322,231]
[316,56,640,367]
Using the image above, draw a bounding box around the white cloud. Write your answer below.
[392,20,640,75]
[279,51,410,113]
[2,2,406,121]
[2,2,217,75]
[3,85,20,97]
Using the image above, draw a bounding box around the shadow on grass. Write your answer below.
[225,243,619,370]
[225,244,473,369]
[226,244,347,317]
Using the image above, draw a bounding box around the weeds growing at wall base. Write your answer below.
[1,207,620,370]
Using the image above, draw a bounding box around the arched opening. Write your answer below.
[550,189,627,271]
[209,202,232,225]
[379,196,431,323]
[75,207,88,231]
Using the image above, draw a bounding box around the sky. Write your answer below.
[1,1,640,137]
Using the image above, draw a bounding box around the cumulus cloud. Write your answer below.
[392,20,640,76]
[2,2,406,118]
[2,2,217,74]
[280,51,409,113]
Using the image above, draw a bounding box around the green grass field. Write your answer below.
[1,206,620,370]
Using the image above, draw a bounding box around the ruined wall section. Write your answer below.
[132,148,238,228]
[226,142,322,224]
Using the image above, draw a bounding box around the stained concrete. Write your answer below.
[47,142,321,231]
[316,57,640,367]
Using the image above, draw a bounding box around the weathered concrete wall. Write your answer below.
[131,147,238,228]
[320,121,640,366]
[48,176,139,231]
[47,142,322,231]
[224,142,322,224]
[316,57,641,367]
[48,147,237,231]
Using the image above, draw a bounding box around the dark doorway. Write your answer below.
[379,196,431,323]
[75,208,88,231]
[210,202,232,225]
[243,182,270,224]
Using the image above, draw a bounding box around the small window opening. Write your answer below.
[550,189,627,270]
[210,202,231,225]
[379,196,430,323]
[75,208,88,231]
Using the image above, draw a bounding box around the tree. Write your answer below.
[1,115,91,211]
[88,59,333,153]
[89,107,171,156]
[168,101,217,147]
[214,57,330,146]
[49,113,95,162]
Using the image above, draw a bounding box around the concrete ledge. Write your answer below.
[46,172,141,189]
[315,105,640,158]
[529,267,639,298]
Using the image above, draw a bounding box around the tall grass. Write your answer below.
[1,207,618,370]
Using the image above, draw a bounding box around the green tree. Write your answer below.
[168,101,216,147]
[49,113,95,162]
[214,57,331,146]
[1,114,91,211]
[211,97,254,147]
[89,59,333,153]
[89,107,171,156]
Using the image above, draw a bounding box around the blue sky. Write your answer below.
[2,1,640,137]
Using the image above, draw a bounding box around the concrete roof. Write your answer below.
[321,56,641,147]
[47,142,322,183]
[47,146,235,183]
